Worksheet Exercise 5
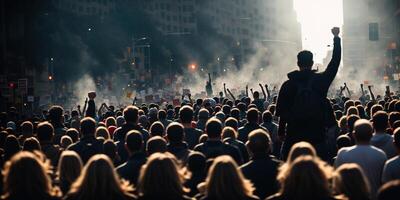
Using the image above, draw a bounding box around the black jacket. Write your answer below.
[68,136,103,163]
[114,123,149,162]
[240,154,281,199]
[194,140,243,165]
[276,37,341,144]
[116,152,147,185]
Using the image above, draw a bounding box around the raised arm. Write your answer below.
[368,85,376,102]
[259,83,266,99]
[223,83,227,97]
[208,73,212,83]
[344,83,351,97]
[323,27,341,84]
[360,84,365,96]
[245,85,249,97]
[226,88,236,101]
[250,88,254,98]
[82,98,88,117]
[265,84,271,100]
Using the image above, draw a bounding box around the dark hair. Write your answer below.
[158,110,167,120]
[393,128,400,148]
[372,111,389,132]
[224,117,238,130]
[4,135,21,161]
[146,136,167,155]
[123,106,139,123]
[37,122,54,142]
[125,130,143,152]
[206,118,223,138]
[230,108,240,120]
[20,121,33,136]
[179,106,193,124]
[222,105,231,116]
[246,129,271,154]
[246,108,259,123]
[80,117,96,136]
[347,115,360,132]
[187,152,206,173]
[262,111,273,123]
[336,135,352,150]
[378,180,400,200]
[389,112,400,128]
[48,105,64,123]
[150,121,165,137]
[166,122,184,143]
[66,128,79,143]
[297,50,313,68]
[253,91,260,99]
[353,119,373,143]
[23,137,41,152]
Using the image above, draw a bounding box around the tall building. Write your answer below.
[343,0,398,78]
[53,0,116,17]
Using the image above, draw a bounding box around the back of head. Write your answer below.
[253,91,260,99]
[279,156,331,199]
[166,122,184,143]
[125,130,143,153]
[198,108,210,120]
[37,122,54,142]
[66,128,79,143]
[205,118,223,139]
[334,163,371,200]
[95,127,110,140]
[205,155,254,200]
[80,117,96,137]
[20,121,33,136]
[138,153,185,197]
[3,151,54,199]
[150,121,165,137]
[370,104,384,119]
[262,111,273,123]
[353,119,373,143]
[246,129,271,155]
[158,110,167,120]
[287,141,317,163]
[179,105,194,124]
[123,106,139,123]
[347,114,360,132]
[146,136,167,155]
[57,150,82,189]
[246,108,259,123]
[389,112,400,127]
[224,117,238,130]
[378,180,400,200]
[221,127,238,140]
[372,111,389,132]
[23,137,41,152]
[297,50,314,70]
[60,135,73,149]
[48,105,64,123]
[393,127,400,149]
[336,135,352,150]
[187,152,206,173]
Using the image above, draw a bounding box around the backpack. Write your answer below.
[290,78,324,121]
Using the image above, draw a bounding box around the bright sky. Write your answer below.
[294,0,343,64]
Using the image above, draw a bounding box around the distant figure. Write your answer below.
[276,27,341,160]
[206,73,213,97]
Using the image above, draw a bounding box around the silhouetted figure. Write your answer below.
[206,73,213,97]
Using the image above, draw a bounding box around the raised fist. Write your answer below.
[88,91,96,100]
[331,27,340,37]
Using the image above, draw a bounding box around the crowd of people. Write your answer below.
[0,27,400,200]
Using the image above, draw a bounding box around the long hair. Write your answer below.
[56,151,83,194]
[277,156,334,200]
[286,142,316,163]
[137,152,188,198]
[67,154,133,200]
[203,155,255,200]
[2,151,59,199]
[334,163,371,200]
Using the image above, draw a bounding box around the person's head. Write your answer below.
[146,136,167,155]
[166,122,184,144]
[36,122,54,143]
[179,105,193,124]
[60,135,73,149]
[347,114,360,132]
[150,121,165,137]
[253,91,260,99]
[103,140,117,161]
[187,152,206,174]
[372,111,389,132]
[68,154,133,199]
[48,105,64,124]
[246,129,272,156]
[125,130,143,154]
[20,121,33,137]
[347,106,359,116]
[277,156,332,199]
[4,135,21,160]
[224,117,238,130]
[2,151,58,199]
[246,108,259,124]
[198,108,210,121]
[57,151,83,193]
[116,116,125,127]
[336,135,352,150]
[287,141,317,164]
[80,117,96,137]
[22,137,41,152]
[393,127,400,151]
[262,111,273,123]
[353,119,373,144]
[221,126,238,140]
[333,163,371,200]
[138,152,187,197]
[205,118,223,139]
[105,117,116,127]
[95,126,110,140]
[370,104,384,119]
[297,50,314,70]
[378,180,400,200]
[123,106,139,123]
[389,112,400,128]
[158,109,167,120]
[66,128,79,143]
[203,155,255,200]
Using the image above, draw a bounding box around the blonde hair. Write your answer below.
[203,155,255,200]
[2,151,59,199]
[57,151,83,194]
[67,154,133,200]
[221,127,238,139]
[95,126,110,140]
[277,156,334,199]
[339,116,348,132]
[287,141,317,164]
[334,163,371,200]
[138,152,188,198]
